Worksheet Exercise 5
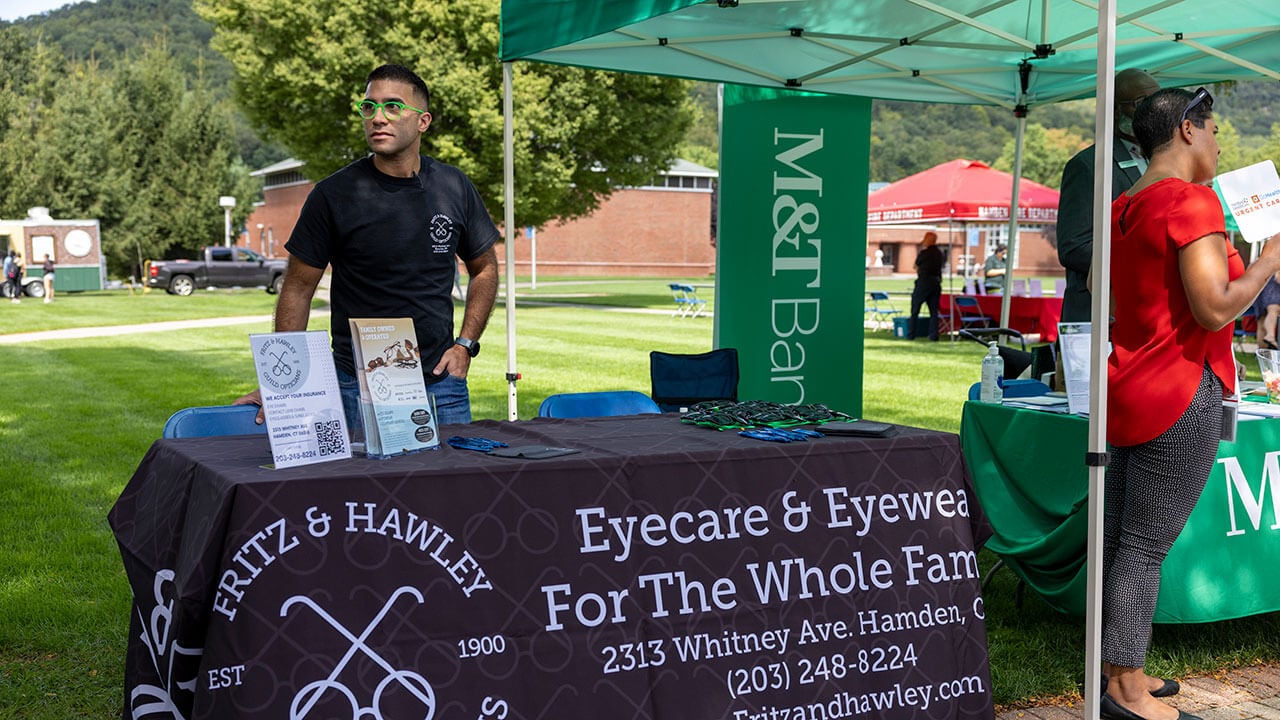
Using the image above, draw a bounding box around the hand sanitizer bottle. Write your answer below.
[980,341,1004,403]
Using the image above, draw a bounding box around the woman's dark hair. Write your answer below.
[367,64,431,114]
[1133,87,1213,159]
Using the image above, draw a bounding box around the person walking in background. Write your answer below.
[235,63,500,428]
[5,250,22,303]
[907,230,944,341]
[41,253,55,303]
[982,244,1007,293]
[1057,69,1162,322]
[1253,273,1280,349]
[1102,86,1280,720]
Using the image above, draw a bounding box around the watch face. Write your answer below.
[456,338,479,357]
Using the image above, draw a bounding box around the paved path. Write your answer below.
[997,665,1280,720]
[0,314,281,344]
[0,298,710,344]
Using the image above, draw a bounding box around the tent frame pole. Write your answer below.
[1084,3,1117,718]
[502,62,519,421]
[1000,116,1025,332]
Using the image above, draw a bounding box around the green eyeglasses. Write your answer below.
[355,99,427,121]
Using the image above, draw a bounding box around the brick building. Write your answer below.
[0,207,105,292]
[866,222,1061,279]
[242,158,719,277]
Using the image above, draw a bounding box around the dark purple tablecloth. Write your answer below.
[110,414,992,719]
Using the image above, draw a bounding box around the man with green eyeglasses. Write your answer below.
[236,64,500,431]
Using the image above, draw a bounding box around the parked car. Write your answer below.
[1,271,44,299]
[147,246,287,296]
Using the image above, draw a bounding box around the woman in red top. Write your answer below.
[1103,88,1280,720]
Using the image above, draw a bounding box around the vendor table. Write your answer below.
[961,401,1280,622]
[939,294,1063,342]
[111,414,993,719]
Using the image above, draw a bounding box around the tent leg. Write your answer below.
[1084,4,1118,720]
[503,62,519,421]
[999,115,1026,332]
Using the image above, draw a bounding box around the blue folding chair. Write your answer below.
[668,283,707,319]
[537,391,661,419]
[163,404,268,439]
[953,295,993,329]
[864,290,902,328]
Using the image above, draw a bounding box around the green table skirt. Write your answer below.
[961,401,1280,623]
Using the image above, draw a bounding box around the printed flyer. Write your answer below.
[349,317,441,458]
[1217,160,1280,243]
[249,330,351,468]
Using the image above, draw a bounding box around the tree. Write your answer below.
[105,42,250,269]
[0,32,255,275]
[992,123,1086,189]
[193,0,695,229]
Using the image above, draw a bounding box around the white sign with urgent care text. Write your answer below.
[250,330,351,468]
[1218,160,1280,243]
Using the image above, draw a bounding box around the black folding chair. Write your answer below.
[649,348,739,413]
[958,328,1034,380]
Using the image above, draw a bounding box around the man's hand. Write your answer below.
[233,388,266,424]
[433,344,472,379]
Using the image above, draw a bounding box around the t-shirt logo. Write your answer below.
[430,214,455,242]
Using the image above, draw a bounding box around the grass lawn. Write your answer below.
[0,277,1276,718]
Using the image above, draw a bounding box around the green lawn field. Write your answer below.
[0,279,1275,718]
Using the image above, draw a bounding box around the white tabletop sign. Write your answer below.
[1217,160,1280,243]
[249,330,351,468]
[1057,322,1105,416]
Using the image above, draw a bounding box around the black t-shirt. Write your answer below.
[915,245,944,284]
[286,156,499,379]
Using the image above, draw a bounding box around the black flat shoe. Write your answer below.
[1100,694,1201,720]
[1100,674,1180,698]
[1151,678,1180,698]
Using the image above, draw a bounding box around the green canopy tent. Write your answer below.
[497,5,1279,712]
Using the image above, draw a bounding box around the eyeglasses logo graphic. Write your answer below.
[258,336,307,393]
[356,100,427,121]
[129,569,203,719]
[429,214,454,243]
[280,587,436,720]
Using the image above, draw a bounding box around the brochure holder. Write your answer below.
[349,318,441,459]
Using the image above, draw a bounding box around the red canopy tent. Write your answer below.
[867,159,1059,225]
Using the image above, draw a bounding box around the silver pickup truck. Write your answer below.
[147,246,288,296]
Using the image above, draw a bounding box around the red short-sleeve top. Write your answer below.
[1107,178,1239,447]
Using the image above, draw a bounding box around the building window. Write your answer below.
[264,170,306,189]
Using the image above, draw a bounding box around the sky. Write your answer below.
[0,0,89,22]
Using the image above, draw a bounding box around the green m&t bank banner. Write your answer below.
[717,85,871,415]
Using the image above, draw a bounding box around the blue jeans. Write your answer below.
[336,364,473,439]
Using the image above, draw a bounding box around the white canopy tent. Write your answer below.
[497,4,1280,712]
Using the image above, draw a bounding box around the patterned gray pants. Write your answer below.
[1102,364,1222,668]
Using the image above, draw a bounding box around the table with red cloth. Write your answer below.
[938,293,1064,342]
[109,414,993,720]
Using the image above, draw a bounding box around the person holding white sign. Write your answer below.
[1102,86,1280,720]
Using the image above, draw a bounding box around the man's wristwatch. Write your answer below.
[454,336,480,357]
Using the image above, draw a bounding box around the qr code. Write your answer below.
[314,419,347,456]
